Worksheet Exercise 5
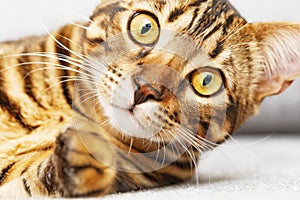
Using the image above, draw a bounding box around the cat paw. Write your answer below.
[49,122,116,197]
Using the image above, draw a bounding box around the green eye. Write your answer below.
[190,67,224,97]
[129,13,160,45]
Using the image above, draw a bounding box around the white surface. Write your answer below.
[1,0,299,133]
[100,136,300,199]
[0,0,299,40]
[0,0,99,41]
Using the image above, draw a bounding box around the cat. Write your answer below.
[0,0,299,198]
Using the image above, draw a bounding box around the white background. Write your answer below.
[0,0,299,133]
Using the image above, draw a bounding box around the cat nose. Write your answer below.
[133,77,163,105]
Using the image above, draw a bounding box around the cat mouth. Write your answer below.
[111,103,133,113]
[117,105,148,130]
[110,102,165,139]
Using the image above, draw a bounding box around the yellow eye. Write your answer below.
[190,67,224,97]
[129,13,160,45]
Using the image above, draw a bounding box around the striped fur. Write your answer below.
[1,0,300,198]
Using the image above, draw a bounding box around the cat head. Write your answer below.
[79,0,300,146]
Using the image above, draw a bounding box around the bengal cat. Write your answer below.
[0,0,300,198]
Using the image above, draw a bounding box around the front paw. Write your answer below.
[51,122,116,197]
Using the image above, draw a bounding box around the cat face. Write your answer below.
[81,0,300,146]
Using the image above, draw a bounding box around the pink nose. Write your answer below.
[133,77,162,105]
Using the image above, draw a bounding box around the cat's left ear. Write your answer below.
[251,23,300,101]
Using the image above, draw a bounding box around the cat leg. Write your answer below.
[46,119,117,197]
[10,119,117,198]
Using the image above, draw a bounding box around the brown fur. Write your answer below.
[0,0,300,198]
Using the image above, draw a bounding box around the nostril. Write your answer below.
[145,94,156,101]
[133,77,162,105]
[134,86,160,105]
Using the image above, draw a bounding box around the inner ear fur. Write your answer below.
[250,22,300,101]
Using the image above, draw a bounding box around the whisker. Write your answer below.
[73,93,100,109]
[80,17,103,34]
[128,137,134,154]
[1,52,82,63]
[23,63,96,80]
[0,58,102,80]
[40,23,86,61]
[161,134,167,168]
[44,76,96,84]
[69,22,90,31]
[190,149,200,185]
[100,119,110,126]
[164,130,181,161]
[39,79,97,97]
[54,34,109,69]
[41,21,112,75]
[176,126,216,151]
[167,130,198,173]
[152,139,161,168]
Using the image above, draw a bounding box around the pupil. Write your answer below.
[141,23,152,34]
[202,74,213,87]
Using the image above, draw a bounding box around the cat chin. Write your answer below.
[101,98,167,140]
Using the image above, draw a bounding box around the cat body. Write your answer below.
[0,0,300,198]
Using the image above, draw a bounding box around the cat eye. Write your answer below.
[190,67,224,97]
[128,12,160,46]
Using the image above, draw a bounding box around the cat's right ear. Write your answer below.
[250,23,300,101]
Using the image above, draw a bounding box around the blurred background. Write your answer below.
[0,0,299,134]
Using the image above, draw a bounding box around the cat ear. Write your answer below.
[251,23,300,101]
